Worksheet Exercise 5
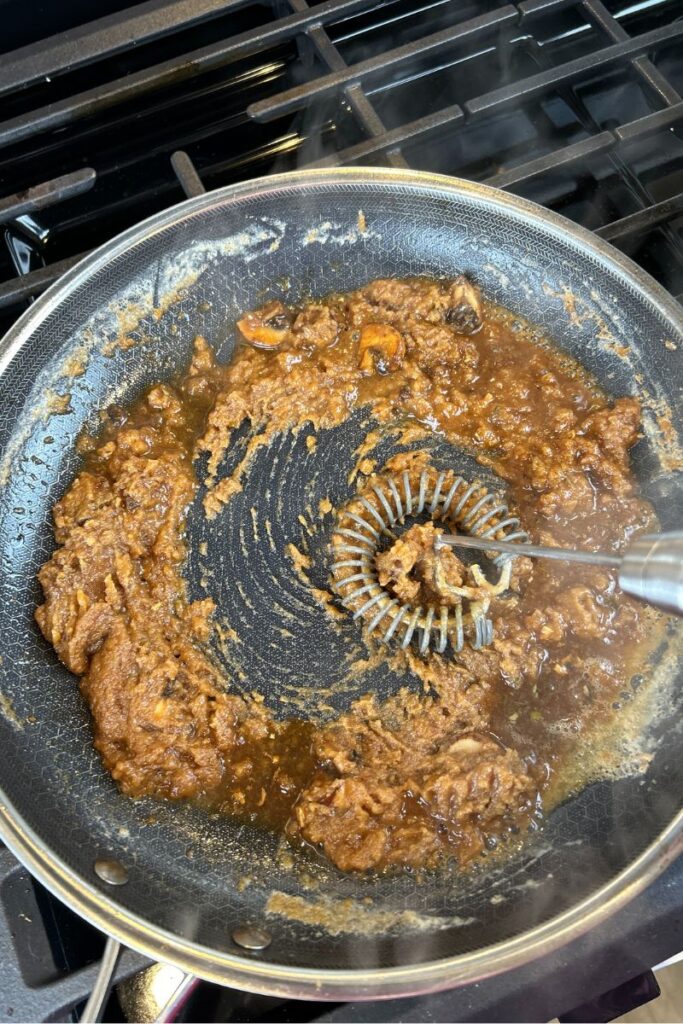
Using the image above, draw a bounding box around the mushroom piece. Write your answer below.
[237,300,291,349]
[444,276,483,334]
[358,323,405,374]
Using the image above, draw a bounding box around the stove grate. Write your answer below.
[1,0,683,330]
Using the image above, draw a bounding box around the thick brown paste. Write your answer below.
[36,276,659,874]
[376,522,469,606]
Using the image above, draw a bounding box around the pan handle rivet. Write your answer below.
[231,925,272,951]
[94,858,129,886]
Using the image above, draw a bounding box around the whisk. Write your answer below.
[331,466,683,657]
[436,531,683,616]
[331,468,530,654]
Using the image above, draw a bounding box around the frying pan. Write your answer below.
[0,168,682,1001]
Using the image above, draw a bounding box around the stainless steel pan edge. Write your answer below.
[1,790,682,999]
[0,167,681,1000]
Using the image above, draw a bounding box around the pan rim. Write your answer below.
[1,792,682,999]
[0,166,681,999]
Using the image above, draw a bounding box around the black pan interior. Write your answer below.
[0,175,681,974]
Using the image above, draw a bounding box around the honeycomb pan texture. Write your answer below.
[0,170,680,993]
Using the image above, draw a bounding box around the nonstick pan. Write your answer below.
[0,168,681,1000]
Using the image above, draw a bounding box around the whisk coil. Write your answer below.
[331,468,529,655]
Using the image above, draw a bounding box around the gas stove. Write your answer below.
[1,0,682,1021]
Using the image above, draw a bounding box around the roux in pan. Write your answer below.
[36,277,658,873]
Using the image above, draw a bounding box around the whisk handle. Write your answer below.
[619,532,683,615]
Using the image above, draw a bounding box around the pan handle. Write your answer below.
[81,936,122,1022]
[153,973,201,1023]
[80,937,199,1023]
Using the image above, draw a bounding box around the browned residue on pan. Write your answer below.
[265,891,465,936]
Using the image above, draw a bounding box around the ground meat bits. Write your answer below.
[36,276,659,875]
[376,522,466,606]
[291,694,534,871]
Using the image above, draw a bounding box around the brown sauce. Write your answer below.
[36,276,661,874]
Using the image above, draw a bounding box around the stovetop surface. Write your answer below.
[1,0,683,333]
[0,0,682,1020]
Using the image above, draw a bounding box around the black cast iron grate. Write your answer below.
[1,0,683,337]
[1,0,683,1020]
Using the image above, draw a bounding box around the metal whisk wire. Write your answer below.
[331,469,529,655]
